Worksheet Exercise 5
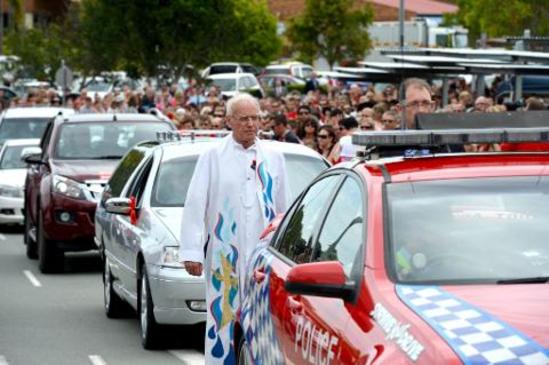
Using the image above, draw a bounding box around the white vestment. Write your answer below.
[179,135,289,364]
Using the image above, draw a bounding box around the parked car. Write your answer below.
[263,62,314,80]
[257,74,306,96]
[0,139,39,226]
[23,113,175,272]
[236,127,549,365]
[202,62,259,78]
[95,133,330,349]
[0,107,74,147]
[206,73,265,99]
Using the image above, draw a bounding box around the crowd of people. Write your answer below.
[3,75,547,163]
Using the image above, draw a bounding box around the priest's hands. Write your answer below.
[183,261,203,276]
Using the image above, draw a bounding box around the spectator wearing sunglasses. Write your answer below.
[297,118,319,150]
[375,110,400,131]
[317,125,340,164]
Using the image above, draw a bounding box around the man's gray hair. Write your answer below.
[226,93,260,117]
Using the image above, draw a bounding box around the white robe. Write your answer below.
[179,135,289,364]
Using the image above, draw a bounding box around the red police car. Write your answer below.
[235,127,549,365]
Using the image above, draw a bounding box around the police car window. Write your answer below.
[386,176,549,284]
[312,177,364,277]
[277,175,341,264]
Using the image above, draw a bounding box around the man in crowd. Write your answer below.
[273,113,301,144]
[179,93,289,364]
[339,116,359,162]
[399,78,435,129]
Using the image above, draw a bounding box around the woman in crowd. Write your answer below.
[316,125,340,164]
[297,117,319,150]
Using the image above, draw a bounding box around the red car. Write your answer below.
[23,113,174,273]
[234,128,549,364]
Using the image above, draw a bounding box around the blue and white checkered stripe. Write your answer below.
[241,251,284,365]
[396,285,549,365]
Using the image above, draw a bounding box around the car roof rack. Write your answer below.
[156,130,230,143]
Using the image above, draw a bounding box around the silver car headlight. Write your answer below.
[162,246,183,269]
[0,184,22,198]
[52,175,86,200]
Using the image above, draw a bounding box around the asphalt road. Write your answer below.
[0,227,205,365]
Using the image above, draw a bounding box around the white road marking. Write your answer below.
[0,233,6,241]
[0,355,9,365]
[88,355,107,365]
[23,270,42,287]
[168,350,205,365]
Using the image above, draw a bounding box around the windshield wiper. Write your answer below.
[94,155,123,159]
[497,276,549,284]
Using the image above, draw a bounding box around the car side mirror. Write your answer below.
[105,197,132,215]
[21,147,43,164]
[284,261,356,301]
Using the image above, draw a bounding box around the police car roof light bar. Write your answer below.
[352,128,549,147]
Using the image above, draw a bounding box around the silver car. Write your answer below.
[0,139,39,225]
[95,136,329,349]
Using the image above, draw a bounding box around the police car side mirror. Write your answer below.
[284,261,355,301]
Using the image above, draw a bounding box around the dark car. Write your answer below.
[23,113,175,273]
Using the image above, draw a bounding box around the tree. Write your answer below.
[76,0,281,81]
[450,0,549,43]
[285,0,373,70]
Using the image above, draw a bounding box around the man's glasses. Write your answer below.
[381,119,396,125]
[298,111,310,115]
[406,100,433,110]
[234,115,261,123]
[360,125,373,130]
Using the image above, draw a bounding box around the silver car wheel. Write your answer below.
[140,275,148,339]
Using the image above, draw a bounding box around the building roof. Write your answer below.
[368,0,458,14]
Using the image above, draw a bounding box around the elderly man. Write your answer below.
[473,96,493,112]
[179,93,289,364]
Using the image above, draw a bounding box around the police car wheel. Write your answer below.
[237,335,252,365]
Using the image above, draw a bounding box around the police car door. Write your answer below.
[273,173,349,364]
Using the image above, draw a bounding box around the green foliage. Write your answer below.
[454,0,549,42]
[285,0,373,69]
[5,0,282,82]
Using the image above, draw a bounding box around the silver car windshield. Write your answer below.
[0,118,50,144]
[0,145,31,169]
[54,122,171,160]
[151,153,328,207]
[386,176,549,284]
